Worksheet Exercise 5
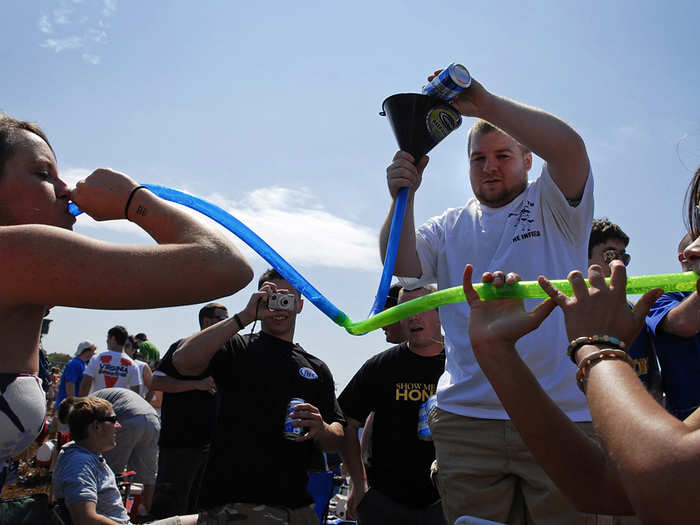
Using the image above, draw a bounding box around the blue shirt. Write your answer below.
[53,442,131,524]
[646,292,700,419]
[55,357,86,410]
[627,325,662,397]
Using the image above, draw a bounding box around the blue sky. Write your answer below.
[3,1,699,390]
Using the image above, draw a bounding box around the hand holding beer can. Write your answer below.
[284,397,305,440]
[422,63,471,101]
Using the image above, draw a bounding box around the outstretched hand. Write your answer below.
[463,264,556,349]
[537,262,663,347]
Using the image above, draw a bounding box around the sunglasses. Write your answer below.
[602,249,630,266]
[98,414,118,424]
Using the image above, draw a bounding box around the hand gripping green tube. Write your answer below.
[341,272,700,335]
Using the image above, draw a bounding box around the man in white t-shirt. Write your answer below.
[380,71,593,524]
[80,325,141,396]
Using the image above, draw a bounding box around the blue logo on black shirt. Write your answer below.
[299,367,318,380]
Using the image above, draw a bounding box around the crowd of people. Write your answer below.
[1,65,700,525]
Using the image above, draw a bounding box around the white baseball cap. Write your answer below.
[75,341,97,357]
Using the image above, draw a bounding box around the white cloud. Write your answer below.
[86,28,107,43]
[43,36,84,52]
[53,7,72,24]
[68,177,379,271]
[102,0,117,16]
[212,187,378,270]
[38,14,52,34]
[81,53,100,64]
[37,0,116,64]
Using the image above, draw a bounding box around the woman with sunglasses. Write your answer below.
[460,166,700,523]
[0,114,253,487]
[55,397,198,524]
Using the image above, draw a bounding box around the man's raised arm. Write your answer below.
[451,76,590,200]
[379,151,429,277]
[172,286,272,376]
[150,373,217,395]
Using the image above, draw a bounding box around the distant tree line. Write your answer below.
[47,352,71,370]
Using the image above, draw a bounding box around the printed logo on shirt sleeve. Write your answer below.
[299,367,319,380]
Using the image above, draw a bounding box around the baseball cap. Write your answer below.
[75,340,96,357]
[383,283,403,311]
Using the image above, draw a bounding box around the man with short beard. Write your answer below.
[380,69,593,523]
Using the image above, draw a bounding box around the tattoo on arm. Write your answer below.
[136,205,147,216]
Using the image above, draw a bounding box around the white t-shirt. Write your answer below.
[134,360,150,398]
[84,351,141,393]
[402,165,594,421]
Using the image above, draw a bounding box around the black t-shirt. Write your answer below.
[198,331,345,510]
[338,343,445,508]
[156,340,219,448]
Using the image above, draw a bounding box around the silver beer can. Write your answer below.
[417,394,437,441]
[283,397,305,440]
[421,63,471,100]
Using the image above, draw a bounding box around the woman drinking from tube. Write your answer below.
[0,114,253,488]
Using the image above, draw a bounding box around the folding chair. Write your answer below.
[306,470,335,523]
[117,470,144,521]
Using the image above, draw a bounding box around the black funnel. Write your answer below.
[380,93,462,161]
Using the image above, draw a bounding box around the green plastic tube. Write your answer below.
[342,271,699,335]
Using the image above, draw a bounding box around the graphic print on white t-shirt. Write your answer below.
[85,351,139,392]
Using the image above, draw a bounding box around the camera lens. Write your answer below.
[281,298,289,306]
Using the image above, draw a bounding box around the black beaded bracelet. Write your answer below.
[566,335,626,364]
[233,313,245,331]
[124,185,148,220]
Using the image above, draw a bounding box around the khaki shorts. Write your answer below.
[429,407,596,525]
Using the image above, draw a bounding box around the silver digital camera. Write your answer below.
[269,293,298,311]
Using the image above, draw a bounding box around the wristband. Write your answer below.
[576,348,635,393]
[567,335,626,364]
[233,313,245,331]
[124,185,148,220]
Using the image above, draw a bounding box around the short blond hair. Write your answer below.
[58,396,113,440]
[467,119,530,155]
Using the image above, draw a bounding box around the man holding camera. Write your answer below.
[172,268,345,524]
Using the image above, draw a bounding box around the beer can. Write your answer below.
[283,397,305,440]
[417,394,437,441]
[421,63,471,101]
